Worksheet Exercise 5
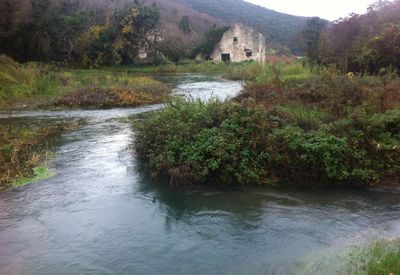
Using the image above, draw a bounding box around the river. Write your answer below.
[0,75,399,274]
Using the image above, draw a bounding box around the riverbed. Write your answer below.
[0,75,399,274]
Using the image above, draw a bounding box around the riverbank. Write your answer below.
[0,119,83,190]
[134,63,400,187]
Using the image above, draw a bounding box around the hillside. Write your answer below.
[174,0,310,52]
[0,0,310,63]
[149,0,227,60]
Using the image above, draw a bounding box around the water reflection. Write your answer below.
[133,163,400,274]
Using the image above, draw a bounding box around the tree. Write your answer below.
[179,16,191,34]
[118,3,160,63]
[371,23,400,71]
[301,17,327,62]
[314,0,400,73]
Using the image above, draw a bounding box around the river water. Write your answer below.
[0,75,400,274]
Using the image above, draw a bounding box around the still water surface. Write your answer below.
[0,75,399,274]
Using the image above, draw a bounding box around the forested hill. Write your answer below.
[0,0,310,64]
[175,0,310,52]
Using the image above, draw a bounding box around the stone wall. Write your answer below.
[211,23,266,63]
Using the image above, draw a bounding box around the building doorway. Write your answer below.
[221,53,231,62]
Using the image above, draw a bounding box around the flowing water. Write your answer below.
[0,75,400,274]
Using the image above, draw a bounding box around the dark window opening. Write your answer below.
[221,53,231,62]
[233,37,238,43]
[245,49,253,57]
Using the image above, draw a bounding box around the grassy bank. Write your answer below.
[0,55,172,109]
[52,76,170,108]
[0,119,82,190]
[117,61,233,75]
[134,63,400,187]
[346,239,400,274]
[297,238,400,274]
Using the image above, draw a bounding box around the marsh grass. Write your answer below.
[0,56,174,109]
[0,119,83,190]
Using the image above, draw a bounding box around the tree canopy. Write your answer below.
[303,0,400,73]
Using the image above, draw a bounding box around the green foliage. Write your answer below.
[278,103,327,130]
[134,99,274,185]
[134,96,400,186]
[118,5,160,63]
[0,0,164,65]
[25,0,92,62]
[134,61,400,187]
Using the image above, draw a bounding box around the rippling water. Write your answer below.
[0,75,399,274]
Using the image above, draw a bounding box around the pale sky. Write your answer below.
[245,0,377,20]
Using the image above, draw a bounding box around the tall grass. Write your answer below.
[0,55,67,108]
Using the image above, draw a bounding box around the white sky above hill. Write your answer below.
[245,0,377,20]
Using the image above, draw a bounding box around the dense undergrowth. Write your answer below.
[134,63,400,186]
[0,119,83,190]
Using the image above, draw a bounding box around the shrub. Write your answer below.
[134,98,400,186]
[134,99,276,185]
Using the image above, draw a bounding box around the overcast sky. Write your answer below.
[245,0,376,20]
